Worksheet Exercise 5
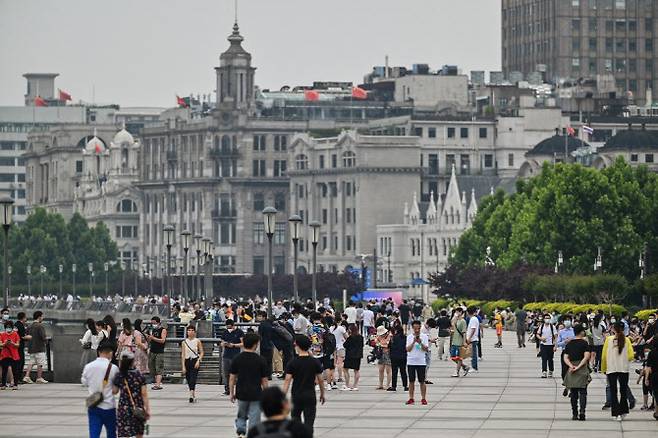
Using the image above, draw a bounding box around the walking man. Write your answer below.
[515,306,528,348]
[220,319,244,395]
[405,320,429,405]
[82,340,119,438]
[23,311,48,384]
[466,306,480,373]
[450,307,469,377]
[229,333,269,438]
[146,316,167,390]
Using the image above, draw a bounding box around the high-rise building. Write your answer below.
[501,0,658,103]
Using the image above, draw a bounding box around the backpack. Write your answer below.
[324,330,337,356]
[309,325,325,358]
[253,420,292,438]
[273,322,293,343]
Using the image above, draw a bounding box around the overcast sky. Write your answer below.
[0,0,501,108]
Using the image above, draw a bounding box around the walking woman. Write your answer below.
[341,323,363,391]
[537,314,557,378]
[113,350,150,438]
[375,325,392,390]
[601,321,635,421]
[330,318,347,385]
[562,324,592,421]
[181,325,204,403]
[103,315,119,363]
[591,314,606,372]
[389,325,408,392]
[132,319,149,376]
[79,318,98,367]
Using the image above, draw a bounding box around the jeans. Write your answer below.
[87,407,116,438]
[222,357,233,389]
[607,373,630,417]
[391,357,408,389]
[516,330,526,347]
[540,344,554,372]
[593,345,603,371]
[560,351,568,379]
[260,349,273,378]
[184,358,199,391]
[471,341,479,370]
[235,400,261,435]
[292,394,317,433]
[570,388,587,415]
[436,336,450,358]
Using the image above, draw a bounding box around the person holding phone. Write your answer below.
[405,320,429,405]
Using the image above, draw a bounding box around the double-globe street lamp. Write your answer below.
[181,230,191,303]
[163,225,175,301]
[309,220,321,309]
[0,196,14,308]
[288,214,302,304]
[194,234,202,301]
[262,207,277,318]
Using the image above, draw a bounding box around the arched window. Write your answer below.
[221,135,231,152]
[121,148,129,168]
[295,154,308,170]
[214,135,220,149]
[342,151,356,167]
[117,199,138,213]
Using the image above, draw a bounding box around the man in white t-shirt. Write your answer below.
[466,306,480,373]
[81,340,120,438]
[344,301,357,325]
[405,320,429,405]
[292,305,309,334]
[362,305,375,337]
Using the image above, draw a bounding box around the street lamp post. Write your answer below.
[181,230,191,303]
[27,265,31,296]
[7,266,11,299]
[72,264,76,297]
[206,240,214,300]
[39,265,46,296]
[58,264,63,296]
[104,262,109,297]
[0,196,14,308]
[309,221,321,309]
[132,261,138,296]
[148,258,154,296]
[201,237,210,301]
[120,261,126,296]
[163,225,175,303]
[88,263,93,298]
[263,207,277,318]
[288,215,302,304]
[194,234,202,301]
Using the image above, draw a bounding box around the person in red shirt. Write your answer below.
[1,321,21,389]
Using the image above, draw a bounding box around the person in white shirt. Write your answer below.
[82,340,120,438]
[330,320,348,385]
[362,305,375,337]
[536,313,558,378]
[405,320,429,405]
[344,301,357,325]
[292,305,309,335]
[466,306,480,373]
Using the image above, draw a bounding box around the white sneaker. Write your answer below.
[615,415,622,422]
[35,378,49,384]
[23,377,33,384]
[352,387,359,391]
[548,371,553,378]
[468,369,479,374]
[451,372,460,377]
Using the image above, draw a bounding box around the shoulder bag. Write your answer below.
[124,377,147,421]
[85,362,112,408]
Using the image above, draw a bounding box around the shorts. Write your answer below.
[336,349,346,359]
[407,365,426,383]
[450,345,461,359]
[321,355,335,370]
[378,351,391,366]
[148,352,165,376]
[27,352,47,368]
[344,357,361,371]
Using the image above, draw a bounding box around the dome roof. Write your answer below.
[599,129,658,151]
[85,135,106,154]
[112,127,134,147]
[526,135,587,156]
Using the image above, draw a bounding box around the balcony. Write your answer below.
[209,146,240,159]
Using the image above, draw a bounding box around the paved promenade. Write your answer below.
[2,330,657,438]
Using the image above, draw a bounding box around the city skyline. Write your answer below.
[0,0,501,107]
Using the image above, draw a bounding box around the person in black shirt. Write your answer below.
[645,338,658,420]
[342,323,364,391]
[15,312,28,383]
[247,386,312,438]
[435,310,452,361]
[230,333,269,437]
[146,316,167,390]
[389,325,408,392]
[220,319,244,395]
[283,335,325,434]
[256,311,274,380]
[563,324,592,421]
[398,300,411,334]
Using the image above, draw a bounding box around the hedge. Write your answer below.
[635,309,658,320]
[431,298,518,315]
[523,301,627,316]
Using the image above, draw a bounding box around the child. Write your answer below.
[0,321,21,389]
[494,313,503,348]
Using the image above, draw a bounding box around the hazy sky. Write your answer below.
[0,0,501,108]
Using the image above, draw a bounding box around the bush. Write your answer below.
[522,301,627,316]
[481,300,517,316]
[431,298,449,314]
[635,309,658,320]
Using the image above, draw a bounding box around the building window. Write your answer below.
[253,135,266,151]
[572,58,581,69]
[508,153,514,167]
[646,39,654,52]
[252,159,266,176]
[274,223,286,245]
[631,154,638,162]
[572,39,580,51]
[274,192,286,211]
[253,256,264,274]
[295,154,308,170]
[345,182,352,196]
[76,160,83,173]
[589,18,597,32]
[428,154,439,175]
[117,199,138,213]
[331,154,337,168]
[646,154,654,163]
[346,235,352,251]
[460,127,469,138]
[273,135,287,151]
[446,154,455,173]
[447,127,455,138]
[484,154,493,168]
[428,127,436,138]
[345,208,352,223]
[342,151,356,167]
[479,127,487,138]
[322,209,328,224]
[273,160,287,177]
[414,127,423,137]
[253,223,265,245]
[572,19,581,31]
[629,40,637,52]
[460,154,470,175]
[319,155,325,169]
[589,38,597,51]
[615,0,625,9]
[253,193,264,211]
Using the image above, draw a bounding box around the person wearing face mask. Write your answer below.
[0,321,21,389]
[1,308,9,322]
[538,314,557,378]
[558,317,576,394]
[643,313,657,346]
[146,316,167,390]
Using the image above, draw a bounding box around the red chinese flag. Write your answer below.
[34,96,48,107]
[58,89,72,101]
[95,143,103,154]
[176,95,188,108]
[304,90,320,101]
[566,126,576,136]
[351,86,368,100]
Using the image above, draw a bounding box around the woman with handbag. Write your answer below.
[113,349,150,438]
[181,325,204,403]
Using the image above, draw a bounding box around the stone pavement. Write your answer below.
[2,330,657,438]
